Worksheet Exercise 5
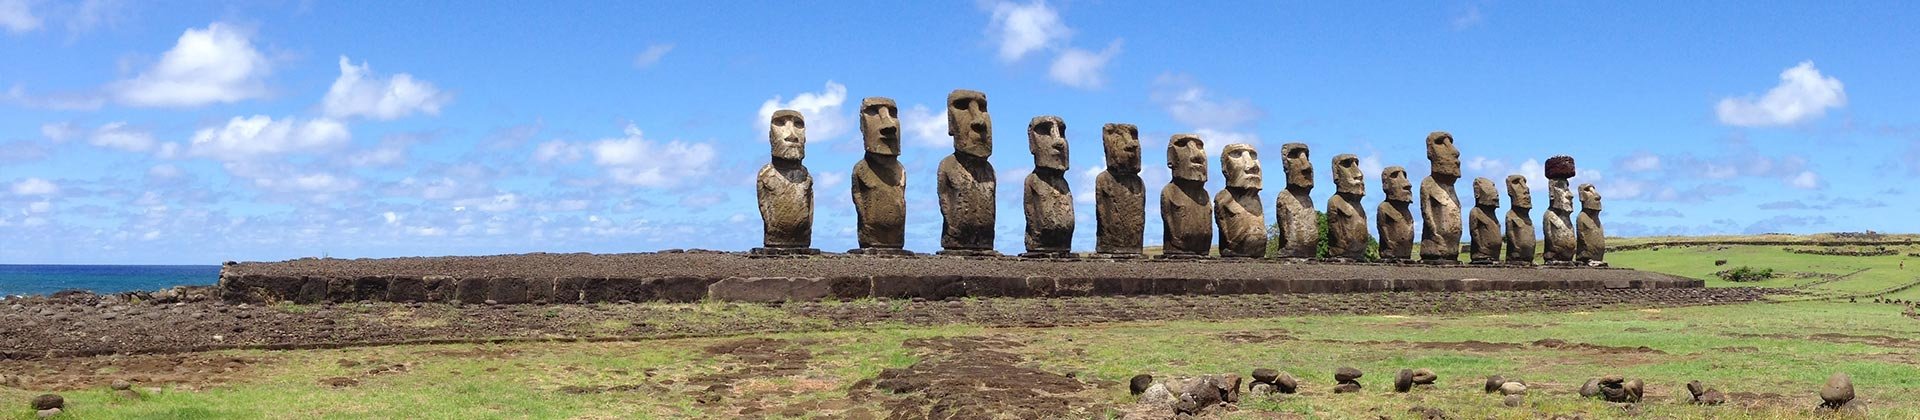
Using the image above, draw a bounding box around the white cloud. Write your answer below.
[189,115,350,158]
[147,164,182,178]
[1619,152,1661,172]
[756,81,849,142]
[1073,165,1101,205]
[251,172,358,193]
[533,139,582,163]
[588,124,716,188]
[10,178,57,196]
[1193,128,1260,159]
[0,0,41,34]
[7,86,104,110]
[321,56,451,120]
[987,0,1070,62]
[632,43,674,69]
[111,22,271,107]
[40,122,78,142]
[88,121,154,152]
[1048,39,1121,89]
[901,104,948,149]
[1788,170,1821,189]
[1715,61,1846,127]
[1152,73,1263,129]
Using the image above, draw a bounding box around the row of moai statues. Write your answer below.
[755,89,1606,263]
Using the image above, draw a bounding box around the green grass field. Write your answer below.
[7,243,1920,419]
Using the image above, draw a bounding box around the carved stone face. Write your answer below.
[1473,177,1499,207]
[1221,143,1261,190]
[1426,131,1460,178]
[1102,123,1141,174]
[859,97,900,156]
[1028,116,1068,171]
[1549,180,1574,212]
[1579,183,1603,211]
[769,109,806,161]
[1281,142,1313,190]
[947,89,992,158]
[1167,134,1207,182]
[1383,166,1412,202]
[1506,175,1532,209]
[1333,154,1364,195]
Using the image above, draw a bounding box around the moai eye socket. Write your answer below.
[792,119,805,129]
[864,106,880,116]
[951,99,969,111]
[1288,148,1307,159]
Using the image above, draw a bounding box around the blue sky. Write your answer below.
[2,1,1917,264]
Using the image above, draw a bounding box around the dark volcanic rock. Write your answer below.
[30,394,62,410]
[1334,366,1363,383]
[1130,374,1153,395]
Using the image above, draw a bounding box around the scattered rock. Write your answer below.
[1250,368,1279,385]
[319,377,358,388]
[1502,394,1525,407]
[1408,405,1450,420]
[1394,369,1415,393]
[1696,389,1726,405]
[1820,372,1854,409]
[1334,366,1363,383]
[1333,382,1362,394]
[37,408,61,419]
[1579,378,1602,398]
[1130,374,1153,395]
[1483,375,1506,393]
[1272,371,1299,394]
[1410,368,1437,385]
[1139,383,1174,406]
[1623,379,1644,403]
[1249,382,1274,395]
[31,394,63,410]
[110,380,132,391]
[1685,380,1705,398]
[1499,381,1528,396]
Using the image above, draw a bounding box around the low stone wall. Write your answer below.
[1610,239,1916,252]
[1783,247,1899,257]
[218,253,1703,304]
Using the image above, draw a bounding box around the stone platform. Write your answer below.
[217,252,1703,304]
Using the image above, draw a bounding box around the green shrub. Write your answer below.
[1716,266,1777,282]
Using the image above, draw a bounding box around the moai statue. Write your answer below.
[1022,116,1074,257]
[1503,175,1537,264]
[1095,123,1146,257]
[1376,166,1415,261]
[849,97,909,255]
[1272,143,1318,259]
[1325,154,1370,260]
[1419,131,1463,263]
[1214,144,1267,258]
[936,89,999,256]
[1576,183,1606,265]
[1160,134,1213,257]
[755,110,817,254]
[1541,156,1577,263]
[1468,177,1502,263]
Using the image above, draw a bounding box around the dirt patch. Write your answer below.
[680,338,818,416]
[869,336,1103,419]
[1809,333,1920,349]
[0,354,264,391]
[1531,338,1666,354]
[1322,339,1526,352]
[1218,331,1297,343]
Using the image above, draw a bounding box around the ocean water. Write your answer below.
[0,265,221,297]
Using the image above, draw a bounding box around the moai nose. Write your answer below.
[879,126,898,137]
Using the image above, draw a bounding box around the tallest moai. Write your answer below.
[936,89,999,256]
[1419,132,1463,263]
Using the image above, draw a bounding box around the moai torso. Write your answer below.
[938,90,997,252]
[1022,116,1073,254]
[1214,144,1266,258]
[1419,132,1464,262]
[758,109,813,249]
[1161,134,1212,256]
[1095,124,1145,255]
[1468,177,1501,262]
[852,97,906,250]
[1325,154,1369,260]
[1376,166,1415,261]
[1576,183,1605,262]
[1273,143,1318,258]
[1503,175,1536,263]
[1542,179,1577,262]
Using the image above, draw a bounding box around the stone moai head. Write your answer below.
[1383,166,1413,203]
[1426,131,1461,178]
[1028,116,1068,171]
[947,89,992,158]
[859,97,901,156]
[1281,142,1313,190]
[1102,123,1141,174]
[1221,143,1262,190]
[1333,154,1364,196]
[1506,175,1532,209]
[1473,177,1499,207]
[1167,133,1207,182]
[1549,180,1574,212]
[1579,183,1603,212]
[769,109,806,161]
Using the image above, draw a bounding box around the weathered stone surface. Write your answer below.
[1251,368,1279,385]
[1215,143,1266,258]
[31,394,62,410]
[1335,366,1363,383]
[1130,374,1154,395]
[1394,369,1415,392]
[1500,381,1528,396]
[1502,394,1524,407]
[1161,134,1212,256]
[1503,175,1537,263]
[1411,368,1437,385]
[1469,177,1502,262]
[708,277,832,303]
[1273,371,1298,394]
[1542,178,1576,262]
[1821,372,1854,408]
[1096,123,1146,255]
[1484,375,1506,393]
[759,109,814,250]
[1139,383,1173,406]
[937,90,997,254]
[1378,166,1415,261]
[1273,143,1317,258]
[1579,378,1602,398]
[1577,183,1605,263]
[1024,116,1074,254]
[852,97,906,251]
[1419,132,1463,262]
[1327,154,1369,259]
